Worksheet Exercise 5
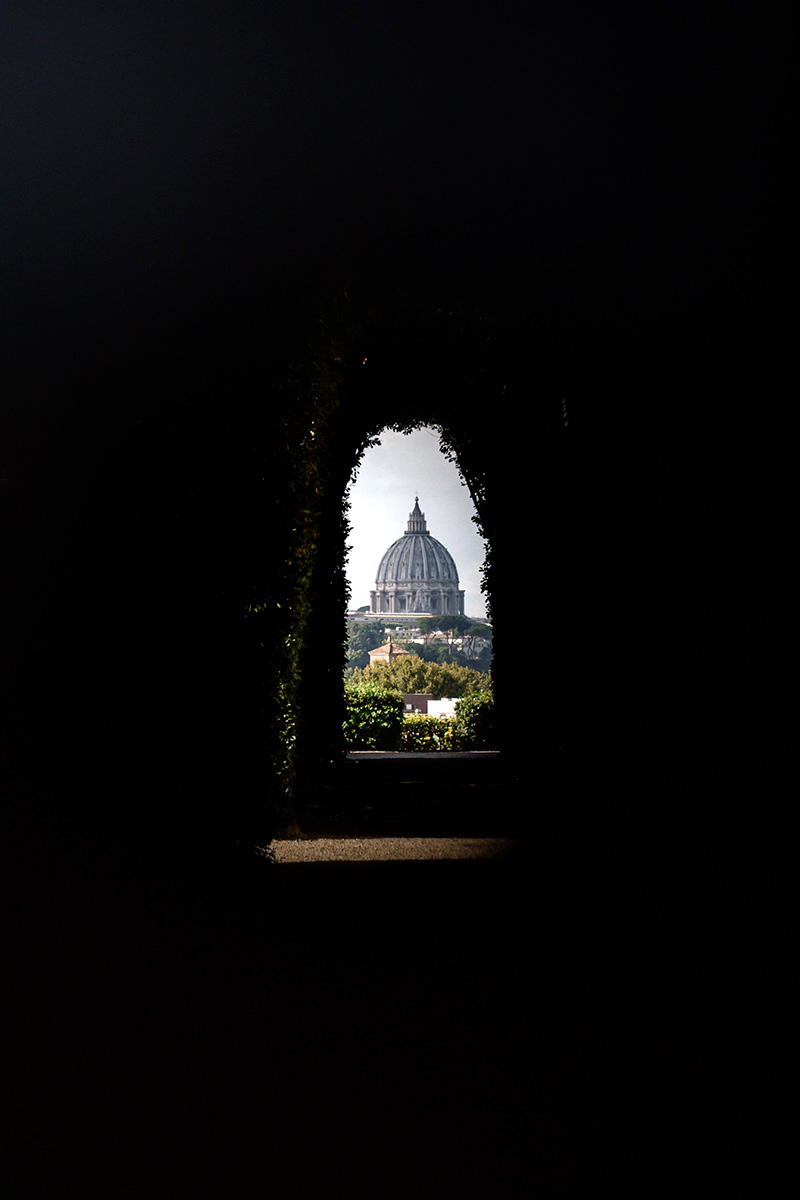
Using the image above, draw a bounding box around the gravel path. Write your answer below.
[271,836,520,862]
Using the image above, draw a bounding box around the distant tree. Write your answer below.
[466,622,491,638]
[470,645,494,673]
[461,622,493,667]
[444,614,474,637]
[443,614,473,655]
[416,642,455,666]
[417,617,439,646]
[418,614,471,638]
[345,620,386,669]
[409,616,490,670]
[349,657,491,699]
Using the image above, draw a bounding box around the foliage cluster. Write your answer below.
[346,615,493,673]
[451,693,496,750]
[414,642,493,673]
[345,619,387,669]
[342,680,404,750]
[399,714,455,751]
[347,657,491,700]
[417,614,473,641]
[242,300,365,811]
[343,686,496,752]
[416,616,492,669]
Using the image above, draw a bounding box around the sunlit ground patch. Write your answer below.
[271,837,520,862]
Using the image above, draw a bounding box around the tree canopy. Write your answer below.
[345,619,388,669]
[348,656,491,699]
[418,614,472,641]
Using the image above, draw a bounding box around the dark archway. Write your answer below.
[1,13,778,1193]
[276,288,682,845]
[281,295,526,800]
[4,274,686,866]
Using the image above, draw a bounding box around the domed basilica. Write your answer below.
[370,498,465,617]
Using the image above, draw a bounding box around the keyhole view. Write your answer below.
[271,426,522,862]
[5,3,768,1191]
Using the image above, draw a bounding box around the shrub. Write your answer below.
[342,680,404,750]
[452,693,496,750]
[400,714,455,751]
[348,658,491,699]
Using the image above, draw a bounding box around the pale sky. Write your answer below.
[345,426,488,620]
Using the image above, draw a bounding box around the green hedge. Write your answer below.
[399,714,455,751]
[343,685,496,752]
[452,693,496,750]
[342,681,404,750]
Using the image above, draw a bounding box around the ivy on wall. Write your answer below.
[242,287,520,825]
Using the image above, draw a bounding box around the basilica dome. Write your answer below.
[370,498,465,617]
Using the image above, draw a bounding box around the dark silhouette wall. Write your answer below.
[2,15,787,1195]
[4,273,703,867]
[2,3,781,872]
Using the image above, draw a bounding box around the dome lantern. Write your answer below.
[405,497,428,535]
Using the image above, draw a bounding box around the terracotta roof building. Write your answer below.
[367,637,410,666]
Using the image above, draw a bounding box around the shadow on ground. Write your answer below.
[5,777,783,1200]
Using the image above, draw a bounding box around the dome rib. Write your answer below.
[375,531,459,584]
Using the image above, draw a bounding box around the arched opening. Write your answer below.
[281,419,524,855]
[266,289,563,849]
[345,425,488,624]
[193,284,679,863]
